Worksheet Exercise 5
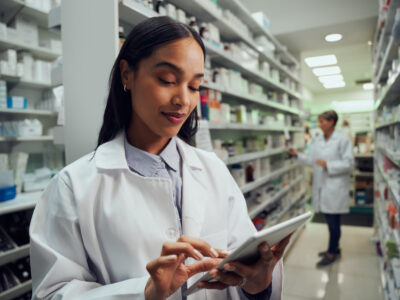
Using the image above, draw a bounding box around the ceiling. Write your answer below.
[241,0,379,94]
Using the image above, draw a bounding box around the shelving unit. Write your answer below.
[205,122,303,132]
[373,1,400,297]
[0,135,54,142]
[0,108,57,116]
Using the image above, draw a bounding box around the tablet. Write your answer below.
[184,211,312,296]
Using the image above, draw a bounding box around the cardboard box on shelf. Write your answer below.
[9,15,39,46]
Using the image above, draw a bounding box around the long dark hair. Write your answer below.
[96,16,205,148]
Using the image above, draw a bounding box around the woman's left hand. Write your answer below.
[197,234,292,295]
[316,159,327,169]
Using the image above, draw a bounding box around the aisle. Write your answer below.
[283,222,384,300]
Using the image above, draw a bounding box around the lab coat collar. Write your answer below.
[95,132,203,171]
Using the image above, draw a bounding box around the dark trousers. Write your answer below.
[324,213,341,254]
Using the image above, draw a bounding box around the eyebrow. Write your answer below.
[153,61,204,79]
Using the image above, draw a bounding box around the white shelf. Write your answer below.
[0,191,41,216]
[354,154,373,158]
[0,244,30,267]
[0,279,32,300]
[0,108,57,116]
[201,82,302,115]
[374,36,395,85]
[248,176,303,218]
[119,0,158,24]
[51,65,63,86]
[204,40,301,99]
[377,145,400,168]
[0,38,61,61]
[353,170,374,177]
[206,122,303,132]
[0,0,53,28]
[269,189,306,226]
[376,163,400,206]
[0,135,54,142]
[374,71,400,110]
[226,147,287,165]
[0,74,52,89]
[241,163,299,194]
[375,119,400,129]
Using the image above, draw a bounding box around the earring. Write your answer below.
[123,84,127,92]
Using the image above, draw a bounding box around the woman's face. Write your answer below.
[121,37,204,145]
[318,117,335,134]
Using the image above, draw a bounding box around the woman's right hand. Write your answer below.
[144,235,227,300]
[287,147,298,157]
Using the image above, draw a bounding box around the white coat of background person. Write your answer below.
[29,17,289,300]
[288,110,354,267]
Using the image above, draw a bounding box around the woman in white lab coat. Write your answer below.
[29,17,289,300]
[289,110,354,267]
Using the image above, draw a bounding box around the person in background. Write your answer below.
[288,110,354,267]
[29,17,289,300]
[341,120,353,144]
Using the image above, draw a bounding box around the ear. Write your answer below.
[120,59,134,91]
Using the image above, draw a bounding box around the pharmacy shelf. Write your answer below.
[354,170,374,177]
[216,0,299,68]
[373,0,400,81]
[283,221,306,258]
[201,82,302,115]
[0,244,29,267]
[375,71,400,110]
[119,0,158,24]
[375,119,400,129]
[377,145,400,167]
[226,147,288,165]
[248,176,303,218]
[0,279,32,300]
[241,163,299,194]
[48,5,61,30]
[374,36,395,85]
[51,65,62,86]
[0,108,57,116]
[0,135,53,142]
[207,122,303,132]
[0,74,52,89]
[272,189,306,225]
[204,40,301,99]
[0,0,52,28]
[376,162,400,205]
[0,38,61,61]
[354,154,373,158]
[0,191,41,216]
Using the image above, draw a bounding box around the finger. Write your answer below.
[222,262,254,278]
[197,281,229,290]
[146,255,178,274]
[178,235,219,258]
[214,248,230,258]
[161,241,204,260]
[258,242,274,263]
[186,258,222,277]
[209,269,243,286]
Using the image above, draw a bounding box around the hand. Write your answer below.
[287,147,298,158]
[315,159,327,169]
[145,235,226,300]
[198,234,292,295]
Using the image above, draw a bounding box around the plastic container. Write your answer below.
[0,185,17,202]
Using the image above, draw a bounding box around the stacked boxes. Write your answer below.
[0,80,6,109]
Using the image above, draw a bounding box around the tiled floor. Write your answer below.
[282,222,384,300]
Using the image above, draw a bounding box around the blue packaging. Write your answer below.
[0,185,17,202]
[7,96,27,109]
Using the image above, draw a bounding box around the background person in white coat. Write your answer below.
[29,17,291,300]
[288,110,354,267]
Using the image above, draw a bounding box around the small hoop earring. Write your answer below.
[123,84,127,92]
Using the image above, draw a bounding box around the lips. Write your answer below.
[162,112,186,124]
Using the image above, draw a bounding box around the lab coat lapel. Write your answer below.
[176,139,206,238]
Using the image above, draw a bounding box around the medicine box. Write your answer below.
[252,12,271,32]
[7,96,27,109]
[9,15,39,46]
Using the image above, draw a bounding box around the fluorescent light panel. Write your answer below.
[305,55,337,67]
[325,33,342,42]
[318,74,344,83]
[363,83,374,90]
[323,81,345,89]
[313,66,341,76]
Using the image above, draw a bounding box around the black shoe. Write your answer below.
[316,254,337,267]
[318,248,341,257]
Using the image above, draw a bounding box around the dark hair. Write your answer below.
[96,16,205,148]
[318,110,338,126]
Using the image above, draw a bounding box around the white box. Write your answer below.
[176,9,186,23]
[9,16,39,46]
[39,39,62,53]
[0,23,7,39]
[252,11,271,32]
[18,52,34,81]
[6,27,20,42]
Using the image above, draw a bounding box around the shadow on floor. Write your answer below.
[312,212,373,227]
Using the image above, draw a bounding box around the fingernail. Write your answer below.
[262,245,269,252]
[210,248,219,257]
[165,254,177,262]
[224,264,235,271]
[194,249,204,260]
[221,250,230,256]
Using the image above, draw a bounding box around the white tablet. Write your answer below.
[184,211,312,296]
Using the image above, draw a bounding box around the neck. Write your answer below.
[126,122,170,155]
[324,128,334,140]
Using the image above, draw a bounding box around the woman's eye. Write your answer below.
[189,86,200,92]
[159,78,175,85]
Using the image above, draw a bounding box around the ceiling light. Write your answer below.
[363,83,374,90]
[318,74,344,83]
[313,66,341,76]
[368,40,372,46]
[305,55,337,67]
[325,33,343,42]
[323,81,346,89]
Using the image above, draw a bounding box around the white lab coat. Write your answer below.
[30,132,283,300]
[297,130,354,214]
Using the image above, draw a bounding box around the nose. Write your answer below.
[171,84,190,107]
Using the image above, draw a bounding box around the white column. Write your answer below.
[62,0,119,164]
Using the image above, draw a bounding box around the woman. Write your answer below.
[288,110,354,267]
[29,17,289,300]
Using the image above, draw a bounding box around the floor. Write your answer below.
[282,222,384,300]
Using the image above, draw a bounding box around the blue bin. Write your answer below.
[0,185,17,202]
